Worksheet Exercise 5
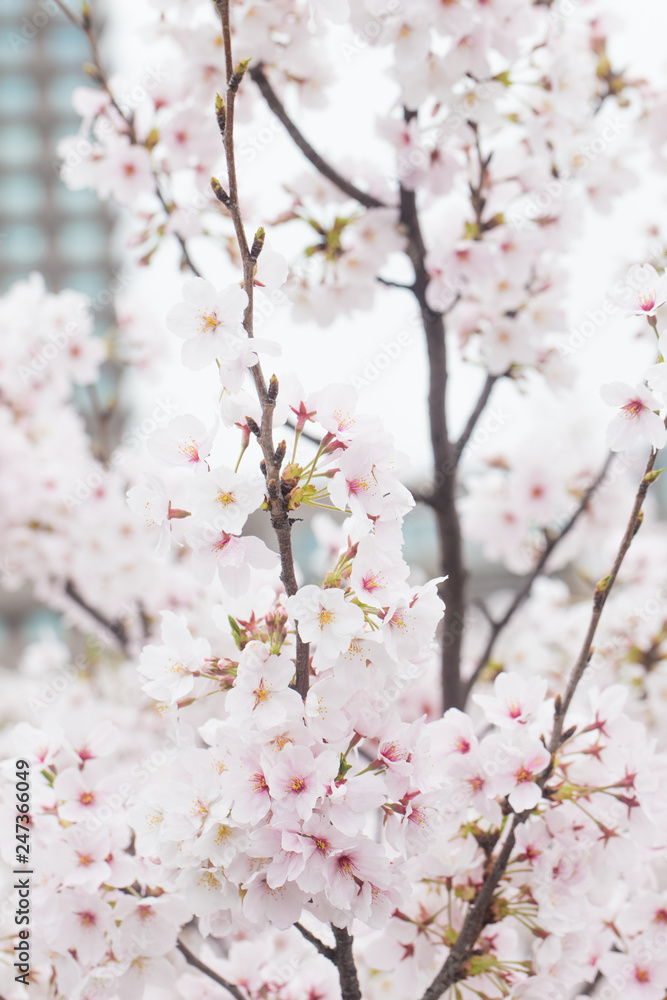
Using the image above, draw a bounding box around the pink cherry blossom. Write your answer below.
[473,671,548,729]
[286,584,365,659]
[600,382,666,452]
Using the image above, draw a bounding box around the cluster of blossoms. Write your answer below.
[2,1,667,1000]
[0,274,196,635]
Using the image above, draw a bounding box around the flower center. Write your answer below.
[317,609,335,629]
[251,771,268,793]
[216,490,236,507]
[253,679,270,708]
[200,311,219,333]
[638,291,656,312]
[288,775,307,793]
[621,399,645,419]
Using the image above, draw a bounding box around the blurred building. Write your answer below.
[0,0,112,295]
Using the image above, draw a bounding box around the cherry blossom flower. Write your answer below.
[138,610,211,704]
[187,466,265,535]
[600,382,666,452]
[225,643,303,727]
[187,525,277,591]
[267,744,339,821]
[126,475,177,556]
[489,736,551,812]
[600,944,667,1000]
[147,414,216,470]
[286,584,365,659]
[473,671,548,729]
[45,889,115,966]
[166,279,248,370]
[616,263,667,317]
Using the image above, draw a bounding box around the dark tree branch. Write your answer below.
[377,275,415,291]
[64,580,129,653]
[177,939,248,1000]
[575,972,602,997]
[397,126,465,711]
[214,1,309,700]
[248,65,386,210]
[462,452,614,702]
[294,922,336,962]
[454,373,501,461]
[331,926,362,1000]
[420,817,519,1000]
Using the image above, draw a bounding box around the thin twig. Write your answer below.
[549,445,660,752]
[64,580,129,653]
[420,816,520,1000]
[376,276,415,291]
[177,939,248,1000]
[463,452,615,702]
[214,1,309,700]
[53,0,201,276]
[419,447,662,1000]
[398,111,465,712]
[454,373,501,461]
[248,65,385,210]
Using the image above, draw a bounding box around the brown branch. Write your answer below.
[549,445,660,752]
[248,65,385,210]
[463,452,615,702]
[397,115,465,712]
[294,922,336,962]
[420,448,662,1000]
[177,939,248,1000]
[331,926,362,1000]
[454,373,501,461]
[576,972,602,997]
[214,1,309,700]
[420,817,519,1000]
[64,580,129,653]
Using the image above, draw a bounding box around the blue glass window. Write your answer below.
[46,24,89,64]
[0,75,40,115]
[0,224,48,265]
[57,220,107,262]
[0,125,42,166]
[0,175,45,215]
